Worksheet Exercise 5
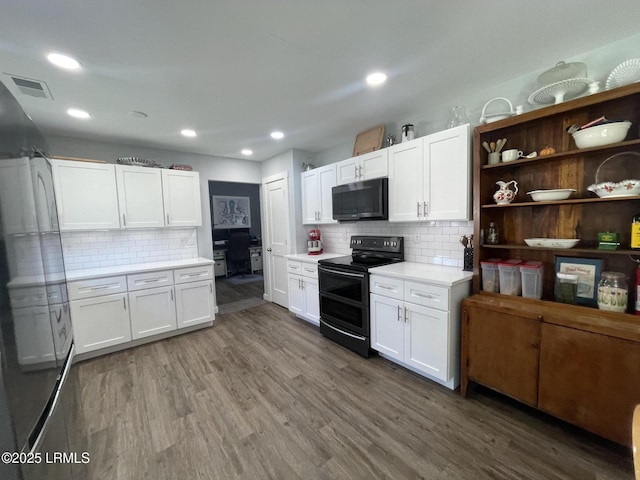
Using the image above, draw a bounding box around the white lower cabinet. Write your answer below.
[12,306,56,366]
[370,273,465,389]
[129,285,177,339]
[175,279,214,328]
[287,259,320,325]
[70,292,132,355]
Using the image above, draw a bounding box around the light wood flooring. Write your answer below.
[76,303,634,480]
[215,275,265,307]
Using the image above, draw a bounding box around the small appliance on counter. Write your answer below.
[307,228,323,255]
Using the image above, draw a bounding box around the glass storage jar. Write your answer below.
[597,271,628,312]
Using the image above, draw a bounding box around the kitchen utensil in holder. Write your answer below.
[479,97,517,124]
[463,247,473,272]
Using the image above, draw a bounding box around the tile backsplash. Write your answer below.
[61,228,199,270]
[318,220,474,268]
[7,233,65,278]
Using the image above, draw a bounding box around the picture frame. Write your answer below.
[554,256,603,306]
[212,195,251,229]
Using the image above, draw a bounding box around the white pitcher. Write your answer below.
[493,180,518,204]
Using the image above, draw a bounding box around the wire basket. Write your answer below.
[117,157,154,167]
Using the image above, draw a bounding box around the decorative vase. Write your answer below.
[493,180,518,204]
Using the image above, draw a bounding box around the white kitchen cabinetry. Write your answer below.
[336,149,388,185]
[388,124,470,222]
[370,272,467,389]
[52,159,121,230]
[129,285,177,339]
[116,164,165,228]
[0,157,38,234]
[161,169,202,227]
[287,260,320,325]
[175,279,214,328]
[12,306,56,365]
[301,164,337,224]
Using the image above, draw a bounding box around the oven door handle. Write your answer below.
[318,266,365,278]
[322,320,366,341]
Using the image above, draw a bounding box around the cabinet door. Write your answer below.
[288,274,305,316]
[424,124,470,221]
[161,170,202,227]
[175,279,214,328]
[12,306,56,365]
[0,157,38,234]
[463,302,540,406]
[301,170,320,224]
[302,276,319,325]
[31,157,58,232]
[116,164,165,228]
[359,149,388,181]
[335,157,359,185]
[370,293,404,361]
[129,286,177,339]
[52,159,120,230]
[404,303,450,380]
[539,323,640,445]
[70,293,131,354]
[317,164,337,224]
[388,139,423,222]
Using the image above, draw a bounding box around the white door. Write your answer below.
[262,173,291,307]
[404,303,449,381]
[388,139,424,222]
[317,164,337,224]
[52,159,120,230]
[161,170,202,227]
[287,274,304,316]
[301,170,320,225]
[31,157,58,232]
[175,280,214,328]
[370,294,404,361]
[129,286,177,339]
[335,157,359,185]
[70,293,131,354]
[116,165,165,228]
[302,276,320,325]
[0,157,38,234]
[358,149,389,180]
[425,124,470,221]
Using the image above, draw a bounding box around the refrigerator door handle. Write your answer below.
[26,343,75,455]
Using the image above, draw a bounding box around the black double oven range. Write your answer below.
[318,235,404,357]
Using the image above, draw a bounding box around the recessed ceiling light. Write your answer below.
[181,129,197,137]
[67,108,90,119]
[270,131,284,140]
[366,72,387,86]
[47,53,81,70]
[241,149,253,156]
[129,110,148,118]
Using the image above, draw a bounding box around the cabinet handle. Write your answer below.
[210,283,213,293]
[397,305,401,322]
[358,165,362,178]
[417,202,421,218]
[301,279,304,290]
[414,292,434,299]
[123,213,126,226]
[423,201,428,216]
[171,289,174,301]
[166,214,170,225]
[378,284,394,290]
[142,278,160,283]
[123,297,127,310]
[354,165,358,178]
[404,306,408,323]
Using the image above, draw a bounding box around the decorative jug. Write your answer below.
[493,180,518,204]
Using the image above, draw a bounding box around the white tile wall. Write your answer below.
[319,220,474,268]
[61,228,199,270]
[6,233,65,277]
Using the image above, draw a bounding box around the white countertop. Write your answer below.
[7,272,67,289]
[369,262,473,287]
[65,257,214,282]
[284,252,344,263]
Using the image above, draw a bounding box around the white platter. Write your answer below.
[526,189,576,201]
[524,238,579,249]
[605,59,640,90]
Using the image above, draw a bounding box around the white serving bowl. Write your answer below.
[524,238,579,248]
[526,189,576,201]
[572,121,631,149]
[587,179,640,197]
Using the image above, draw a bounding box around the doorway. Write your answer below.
[209,181,265,314]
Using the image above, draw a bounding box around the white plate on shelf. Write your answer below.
[524,238,579,248]
[605,59,640,90]
[526,189,576,201]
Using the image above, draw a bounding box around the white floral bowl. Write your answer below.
[587,179,640,198]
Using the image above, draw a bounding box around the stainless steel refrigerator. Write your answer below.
[0,80,86,479]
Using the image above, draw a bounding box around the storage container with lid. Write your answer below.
[480,258,502,293]
[520,261,544,299]
[555,272,579,304]
[498,259,523,295]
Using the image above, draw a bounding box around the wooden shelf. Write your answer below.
[482,244,640,256]
[481,196,640,209]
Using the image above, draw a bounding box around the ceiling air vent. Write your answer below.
[7,75,53,100]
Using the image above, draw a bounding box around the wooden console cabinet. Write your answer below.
[462,82,640,446]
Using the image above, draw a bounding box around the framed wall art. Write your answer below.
[212,195,251,229]
[554,256,603,306]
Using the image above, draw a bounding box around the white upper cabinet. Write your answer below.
[31,157,58,232]
[336,149,388,185]
[161,170,202,227]
[116,165,165,228]
[301,164,337,225]
[0,157,38,234]
[388,124,470,222]
[52,159,121,230]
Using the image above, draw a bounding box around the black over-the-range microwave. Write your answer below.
[332,177,388,221]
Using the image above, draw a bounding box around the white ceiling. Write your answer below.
[1,0,639,161]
